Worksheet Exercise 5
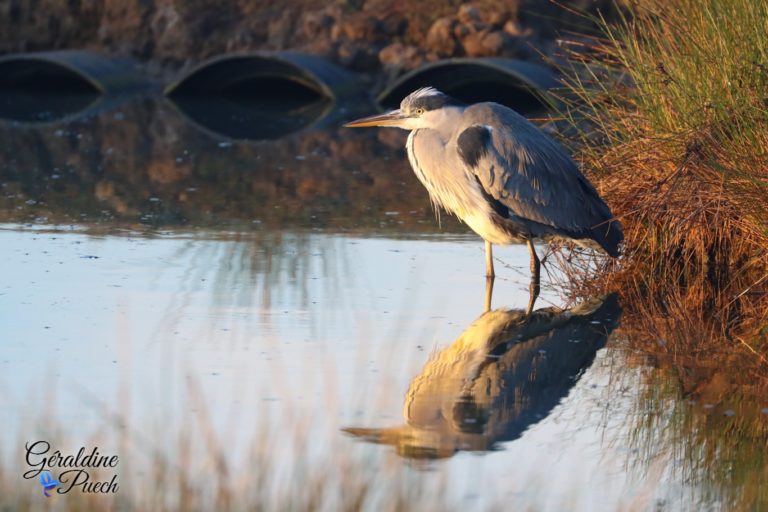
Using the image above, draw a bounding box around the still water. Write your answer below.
[1,95,766,510]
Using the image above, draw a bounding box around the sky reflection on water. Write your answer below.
[0,226,631,510]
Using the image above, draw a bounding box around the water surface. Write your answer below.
[1,95,766,511]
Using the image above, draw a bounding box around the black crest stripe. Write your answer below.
[411,94,464,111]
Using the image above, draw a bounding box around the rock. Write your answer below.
[453,23,470,39]
[149,4,185,57]
[335,41,381,72]
[461,29,491,57]
[378,43,405,66]
[330,20,343,41]
[331,13,385,43]
[379,43,426,70]
[457,4,482,25]
[267,10,296,49]
[486,9,511,28]
[300,11,335,39]
[225,28,260,52]
[481,30,519,56]
[425,17,458,57]
[98,0,155,57]
[378,13,408,37]
[300,38,336,59]
[460,29,520,58]
[503,20,532,37]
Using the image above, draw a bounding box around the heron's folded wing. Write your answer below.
[457,121,613,239]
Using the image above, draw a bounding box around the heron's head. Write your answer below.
[345,87,464,131]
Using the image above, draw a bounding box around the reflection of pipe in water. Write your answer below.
[344,295,621,459]
[0,50,147,125]
[165,52,365,141]
[164,94,335,141]
[378,58,559,115]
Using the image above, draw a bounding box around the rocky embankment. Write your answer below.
[1,0,615,82]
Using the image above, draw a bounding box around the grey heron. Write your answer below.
[345,87,623,311]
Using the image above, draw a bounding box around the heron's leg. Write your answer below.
[526,239,540,315]
[484,275,494,313]
[484,240,495,278]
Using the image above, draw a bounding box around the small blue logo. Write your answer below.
[39,471,60,497]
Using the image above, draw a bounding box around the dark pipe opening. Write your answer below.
[379,64,550,116]
[169,95,331,140]
[0,60,101,94]
[169,58,327,104]
[0,60,101,123]
[189,76,325,106]
[168,58,333,139]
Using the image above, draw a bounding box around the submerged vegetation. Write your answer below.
[560,0,768,347]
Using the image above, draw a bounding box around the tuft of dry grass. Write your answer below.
[555,0,768,347]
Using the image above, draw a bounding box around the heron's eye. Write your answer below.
[415,108,425,116]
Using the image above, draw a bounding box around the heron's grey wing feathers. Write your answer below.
[458,103,622,254]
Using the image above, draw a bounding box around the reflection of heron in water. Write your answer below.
[344,295,620,460]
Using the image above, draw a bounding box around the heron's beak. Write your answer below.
[344,109,406,128]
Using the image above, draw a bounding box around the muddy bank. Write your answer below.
[0,1,616,86]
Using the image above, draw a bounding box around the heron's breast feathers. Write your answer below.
[407,128,491,219]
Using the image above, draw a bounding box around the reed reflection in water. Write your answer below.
[345,295,620,459]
